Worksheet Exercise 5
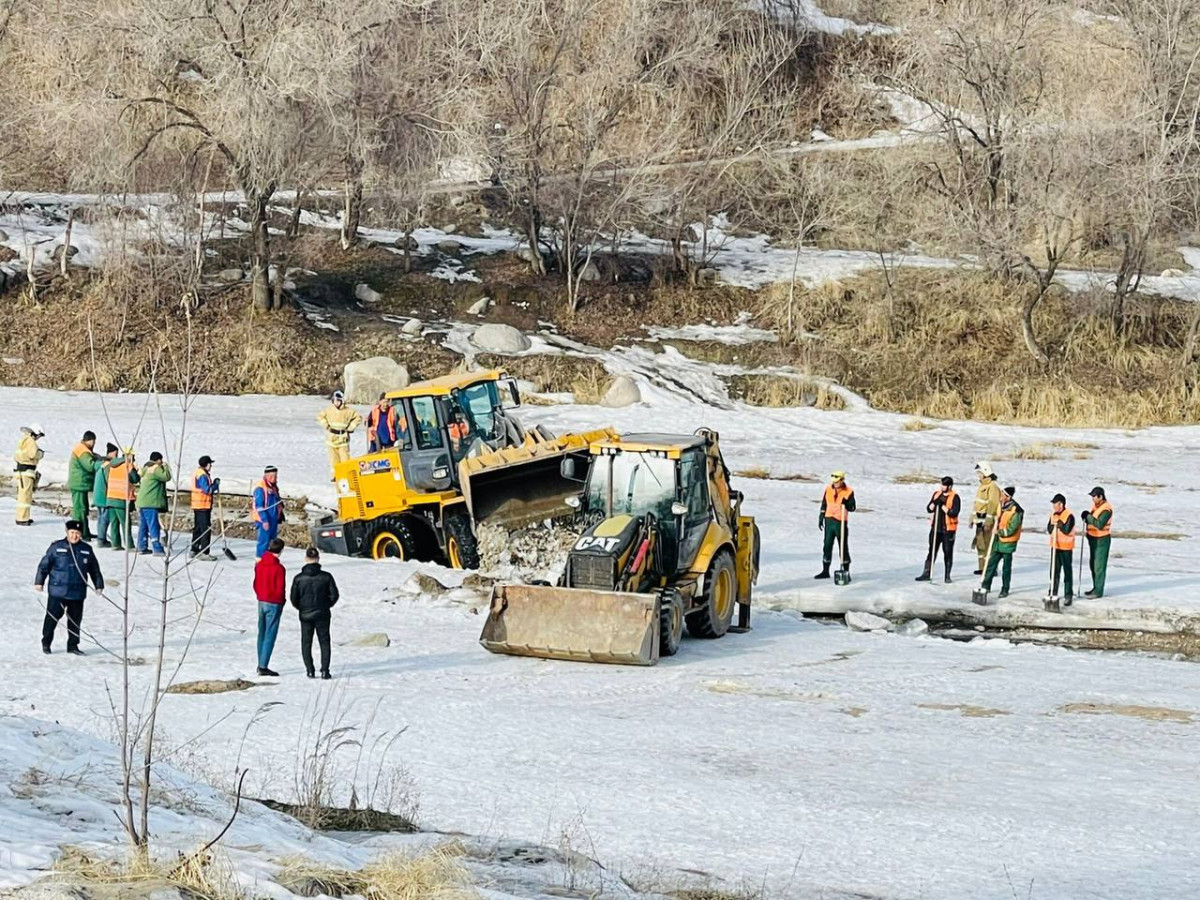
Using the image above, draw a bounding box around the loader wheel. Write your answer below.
[369,517,421,561]
[687,550,736,639]
[658,590,684,657]
[444,512,481,570]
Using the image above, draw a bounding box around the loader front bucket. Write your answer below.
[459,427,615,529]
[480,584,660,666]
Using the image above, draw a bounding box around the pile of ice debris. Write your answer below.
[477,521,579,579]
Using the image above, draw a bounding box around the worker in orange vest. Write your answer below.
[190,455,220,561]
[366,394,407,452]
[1046,493,1076,605]
[1082,486,1113,598]
[981,487,1023,598]
[815,470,856,579]
[916,475,961,583]
[103,449,138,550]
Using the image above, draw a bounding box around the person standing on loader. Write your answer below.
[815,470,855,579]
[104,448,138,550]
[190,455,219,561]
[366,394,404,452]
[981,487,1023,598]
[93,444,118,548]
[252,466,284,559]
[1047,494,1076,605]
[916,476,960,583]
[68,431,101,539]
[14,424,45,526]
[318,390,362,477]
[1082,486,1113,598]
[136,452,172,556]
[972,462,1002,575]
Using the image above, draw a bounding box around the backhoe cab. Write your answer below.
[310,369,615,567]
[480,429,761,665]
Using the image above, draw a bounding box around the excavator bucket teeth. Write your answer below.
[459,427,616,529]
[480,584,660,666]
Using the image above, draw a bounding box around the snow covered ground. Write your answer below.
[1,381,1199,898]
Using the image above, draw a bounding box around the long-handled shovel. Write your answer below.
[1075,526,1085,605]
[971,518,998,605]
[1042,525,1060,613]
[216,493,237,561]
[834,514,851,586]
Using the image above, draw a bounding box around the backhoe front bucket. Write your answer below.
[459,428,616,529]
[480,584,660,666]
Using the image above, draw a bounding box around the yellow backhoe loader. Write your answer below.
[310,370,615,567]
[480,429,760,665]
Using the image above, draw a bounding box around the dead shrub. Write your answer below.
[727,374,846,409]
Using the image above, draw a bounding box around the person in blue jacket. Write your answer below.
[35,519,104,655]
[251,466,285,559]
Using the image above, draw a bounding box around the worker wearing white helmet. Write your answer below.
[317,390,363,479]
[13,424,45,525]
[972,460,1002,575]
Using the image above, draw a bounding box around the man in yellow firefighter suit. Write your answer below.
[14,424,45,525]
[317,390,363,478]
[972,461,1003,575]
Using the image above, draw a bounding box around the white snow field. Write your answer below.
[1,383,1199,899]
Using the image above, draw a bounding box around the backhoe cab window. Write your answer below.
[585,452,676,522]
[410,396,442,450]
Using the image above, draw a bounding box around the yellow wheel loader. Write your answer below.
[310,369,615,567]
[480,429,760,665]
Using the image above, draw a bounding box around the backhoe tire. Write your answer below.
[659,590,684,657]
[368,516,422,561]
[687,550,736,639]
[443,511,481,570]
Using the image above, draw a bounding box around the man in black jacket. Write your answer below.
[290,547,339,679]
[35,520,104,655]
[916,476,962,583]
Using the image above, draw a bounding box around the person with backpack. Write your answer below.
[290,547,339,679]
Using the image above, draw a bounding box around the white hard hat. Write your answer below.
[29,423,44,437]
[975,461,994,478]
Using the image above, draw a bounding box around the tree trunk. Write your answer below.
[248,190,273,312]
[1021,286,1050,365]
[286,194,303,240]
[341,166,363,250]
[524,209,546,276]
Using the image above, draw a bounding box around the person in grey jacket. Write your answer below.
[290,547,339,679]
[35,519,103,655]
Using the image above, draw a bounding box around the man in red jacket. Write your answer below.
[253,538,286,676]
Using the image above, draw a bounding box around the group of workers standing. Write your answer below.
[317,390,408,475]
[813,463,1113,603]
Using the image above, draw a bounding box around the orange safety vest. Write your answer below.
[931,489,959,532]
[1086,500,1112,537]
[997,505,1022,545]
[191,468,214,511]
[251,478,280,523]
[823,484,853,522]
[367,405,407,442]
[1050,509,1075,551]
[107,461,136,502]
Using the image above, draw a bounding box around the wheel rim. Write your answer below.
[714,567,734,620]
[372,532,404,560]
[447,536,463,569]
[670,600,683,641]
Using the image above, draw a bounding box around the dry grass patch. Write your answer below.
[1059,703,1194,724]
[727,374,846,410]
[734,467,819,482]
[1012,443,1058,461]
[1110,530,1186,541]
[53,845,243,900]
[892,471,933,485]
[916,703,1011,718]
[1117,479,1165,494]
[1051,440,1100,450]
[901,419,937,431]
[166,679,258,695]
[276,848,475,900]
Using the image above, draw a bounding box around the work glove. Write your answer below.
[1081,511,1091,523]
[818,514,825,531]
[212,477,221,491]
[1046,522,1054,533]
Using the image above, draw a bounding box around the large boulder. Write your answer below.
[601,375,642,408]
[216,267,244,283]
[0,228,9,241]
[471,323,531,353]
[348,632,391,648]
[467,296,492,316]
[579,261,602,282]
[845,610,891,632]
[343,357,410,404]
[395,234,419,252]
[355,283,382,304]
[401,317,423,336]
[436,239,464,255]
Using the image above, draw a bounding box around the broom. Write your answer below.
[216,492,237,561]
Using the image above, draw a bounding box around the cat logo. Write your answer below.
[574,535,622,553]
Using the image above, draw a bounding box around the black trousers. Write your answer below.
[922,529,956,576]
[42,595,84,651]
[301,615,332,674]
[192,509,213,555]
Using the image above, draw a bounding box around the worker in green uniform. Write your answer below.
[1082,486,1113,599]
[981,486,1023,598]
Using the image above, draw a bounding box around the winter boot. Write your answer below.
[814,564,831,580]
[320,670,332,680]
[915,571,932,582]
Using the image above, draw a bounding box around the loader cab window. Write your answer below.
[455,381,501,442]
[585,452,676,523]
[410,396,443,451]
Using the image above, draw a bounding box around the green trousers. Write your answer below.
[982,549,1014,593]
[70,490,92,538]
[822,520,850,568]
[1087,535,1110,597]
[1052,548,1073,597]
[105,504,131,549]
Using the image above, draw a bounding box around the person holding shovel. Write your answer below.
[815,470,855,580]
[972,462,1002,575]
[916,476,960,583]
[1082,486,1113,598]
[1046,493,1076,606]
[980,486,1023,599]
[190,455,220,562]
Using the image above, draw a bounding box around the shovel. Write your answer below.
[216,493,237,561]
[971,518,997,605]
[1042,523,1060,613]
[834,515,851,586]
